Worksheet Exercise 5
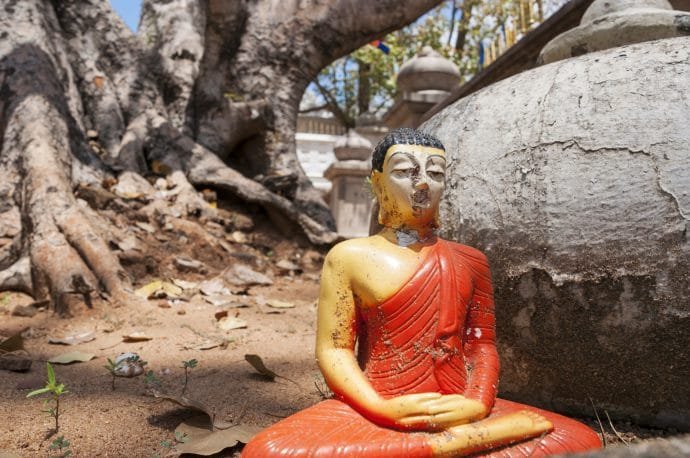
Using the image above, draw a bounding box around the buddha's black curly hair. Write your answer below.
[371,128,445,173]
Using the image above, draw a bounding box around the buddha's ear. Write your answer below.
[370,171,382,198]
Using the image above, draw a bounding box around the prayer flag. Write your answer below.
[478,42,485,69]
[370,39,390,55]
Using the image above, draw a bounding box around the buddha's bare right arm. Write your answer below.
[315,244,396,423]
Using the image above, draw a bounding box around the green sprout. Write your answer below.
[105,353,147,390]
[181,359,198,394]
[27,362,68,433]
[160,431,188,451]
[48,435,72,458]
[144,369,161,389]
[104,358,117,390]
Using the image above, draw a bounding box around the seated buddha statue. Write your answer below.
[243,128,602,457]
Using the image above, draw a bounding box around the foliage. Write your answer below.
[48,435,72,458]
[181,359,198,394]
[105,354,147,390]
[160,431,189,450]
[309,4,452,127]
[304,0,568,126]
[144,369,162,389]
[105,358,117,390]
[27,362,68,433]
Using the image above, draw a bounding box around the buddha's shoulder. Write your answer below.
[327,236,382,258]
[324,236,385,263]
[440,239,490,266]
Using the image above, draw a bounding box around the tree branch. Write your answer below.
[299,104,329,114]
[313,78,353,128]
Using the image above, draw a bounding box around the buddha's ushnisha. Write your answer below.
[244,128,601,457]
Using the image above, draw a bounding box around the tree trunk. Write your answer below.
[187,0,442,219]
[0,0,441,311]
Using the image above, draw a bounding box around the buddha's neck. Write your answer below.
[382,225,437,248]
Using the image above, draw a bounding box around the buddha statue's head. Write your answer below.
[371,128,446,233]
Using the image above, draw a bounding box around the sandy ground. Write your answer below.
[0,210,679,457]
[0,274,326,457]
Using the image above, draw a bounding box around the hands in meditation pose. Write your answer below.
[244,128,601,457]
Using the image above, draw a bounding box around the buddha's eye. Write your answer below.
[427,170,445,181]
[391,167,413,178]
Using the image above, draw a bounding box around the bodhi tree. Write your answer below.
[0,0,442,311]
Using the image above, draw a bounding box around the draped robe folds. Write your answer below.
[243,240,601,457]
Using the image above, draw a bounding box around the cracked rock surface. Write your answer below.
[424,36,689,430]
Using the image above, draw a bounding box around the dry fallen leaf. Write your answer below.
[196,340,221,351]
[244,354,277,381]
[203,294,235,307]
[152,391,234,430]
[172,278,199,290]
[266,299,295,309]
[48,330,96,345]
[172,416,262,456]
[0,332,30,372]
[174,257,206,272]
[115,236,138,252]
[217,317,247,331]
[135,221,156,233]
[135,280,183,299]
[0,333,24,354]
[199,278,230,296]
[229,231,248,244]
[122,332,153,342]
[48,351,95,364]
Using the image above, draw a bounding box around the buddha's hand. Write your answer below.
[374,393,487,431]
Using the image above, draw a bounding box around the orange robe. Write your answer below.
[243,240,601,457]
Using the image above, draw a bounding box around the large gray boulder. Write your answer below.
[423,36,689,430]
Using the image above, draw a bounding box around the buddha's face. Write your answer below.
[372,144,446,230]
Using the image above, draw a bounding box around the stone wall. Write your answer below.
[423,37,689,429]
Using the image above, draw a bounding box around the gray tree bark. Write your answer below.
[0,0,442,311]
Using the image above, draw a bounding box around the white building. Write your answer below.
[295,116,345,195]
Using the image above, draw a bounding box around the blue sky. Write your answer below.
[110,0,142,32]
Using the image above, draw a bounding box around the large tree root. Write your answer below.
[147,117,340,245]
[17,96,133,313]
[0,258,32,295]
[0,0,342,313]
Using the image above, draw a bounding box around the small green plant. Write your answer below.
[181,359,198,394]
[27,362,68,433]
[160,431,188,451]
[105,358,117,390]
[105,353,147,390]
[144,369,161,389]
[48,435,72,457]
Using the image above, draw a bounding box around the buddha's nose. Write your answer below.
[414,178,429,190]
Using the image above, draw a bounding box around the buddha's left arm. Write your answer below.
[462,252,499,415]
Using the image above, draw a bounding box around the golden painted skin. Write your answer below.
[315,144,552,456]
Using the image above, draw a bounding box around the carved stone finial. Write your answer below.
[539,0,690,64]
[396,46,461,93]
[333,129,373,161]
